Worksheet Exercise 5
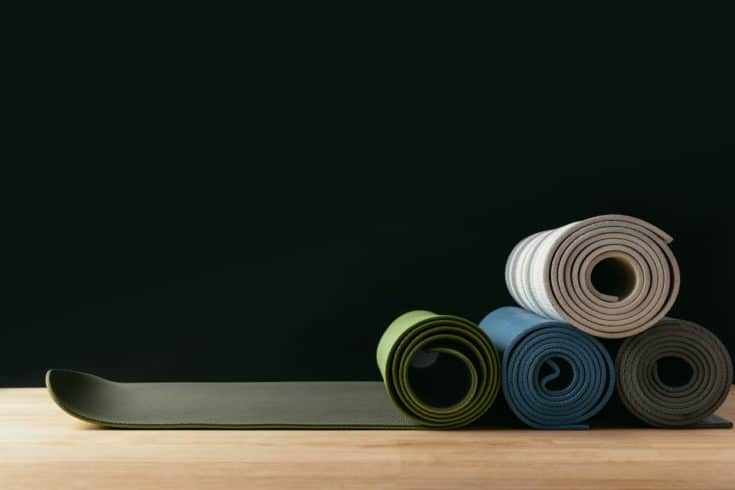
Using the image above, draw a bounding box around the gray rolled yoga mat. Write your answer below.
[616,317,733,428]
[47,310,500,429]
[505,214,680,338]
[479,306,615,429]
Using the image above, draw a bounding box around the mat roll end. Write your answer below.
[479,306,615,429]
[506,214,680,338]
[616,318,733,428]
[377,311,501,428]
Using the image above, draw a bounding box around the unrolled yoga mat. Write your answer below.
[47,310,500,428]
[616,317,733,428]
[505,214,680,338]
[479,306,615,429]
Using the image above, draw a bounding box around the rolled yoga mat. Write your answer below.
[47,310,500,429]
[505,214,680,339]
[479,306,615,429]
[616,317,733,428]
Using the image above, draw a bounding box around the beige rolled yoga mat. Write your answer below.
[505,214,680,338]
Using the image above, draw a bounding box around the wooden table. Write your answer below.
[1,387,733,489]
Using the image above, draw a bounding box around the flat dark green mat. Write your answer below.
[47,310,501,429]
[46,370,415,428]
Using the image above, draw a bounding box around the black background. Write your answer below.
[3,20,733,387]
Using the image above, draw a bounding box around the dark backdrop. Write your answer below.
[5,143,732,387]
[3,25,733,387]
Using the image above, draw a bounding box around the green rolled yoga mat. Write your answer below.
[47,311,500,429]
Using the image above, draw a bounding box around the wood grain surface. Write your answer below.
[1,387,733,489]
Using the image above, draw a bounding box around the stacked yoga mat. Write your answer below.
[47,214,732,430]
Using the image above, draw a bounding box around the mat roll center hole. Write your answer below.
[591,257,636,299]
[539,357,574,391]
[408,349,471,409]
[656,356,693,387]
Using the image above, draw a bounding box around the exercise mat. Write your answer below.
[616,317,733,428]
[505,214,680,338]
[47,310,500,429]
[479,306,615,429]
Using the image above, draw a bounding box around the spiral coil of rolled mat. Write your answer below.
[505,214,680,339]
[377,310,501,428]
[479,306,615,429]
[615,318,733,428]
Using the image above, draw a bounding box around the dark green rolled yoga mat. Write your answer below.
[616,317,733,428]
[47,311,500,429]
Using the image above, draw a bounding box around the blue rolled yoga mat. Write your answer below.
[479,306,615,429]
